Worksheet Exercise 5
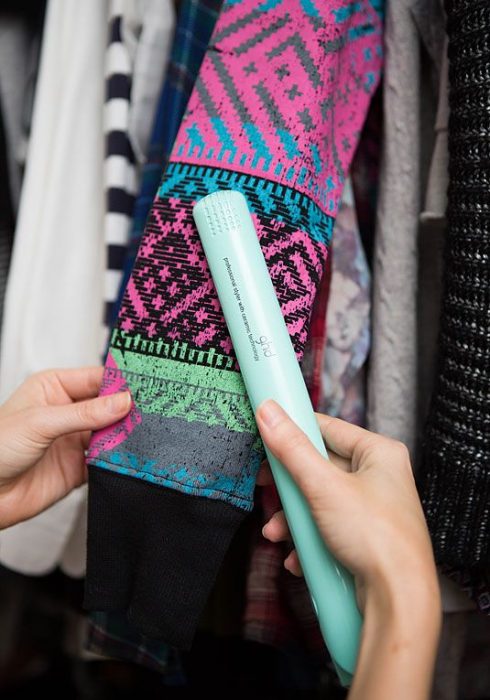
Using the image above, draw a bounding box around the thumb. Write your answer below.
[27,391,132,441]
[256,399,339,502]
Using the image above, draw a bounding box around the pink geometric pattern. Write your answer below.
[89,352,142,458]
[174,0,383,213]
[119,196,326,355]
[89,0,383,507]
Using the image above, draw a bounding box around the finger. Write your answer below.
[315,413,375,460]
[256,456,343,484]
[328,450,353,473]
[28,391,131,441]
[284,550,303,577]
[256,461,273,486]
[256,400,338,501]
[45,366,105,401]
[262,510,289,542]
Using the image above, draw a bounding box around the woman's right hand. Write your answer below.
[256,400,439,612]
[256,400,441,700]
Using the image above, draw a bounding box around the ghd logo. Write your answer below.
[255,335,276,358]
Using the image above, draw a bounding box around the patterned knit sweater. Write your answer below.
[85,0,383,645]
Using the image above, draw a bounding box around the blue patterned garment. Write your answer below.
[110,0,223,328]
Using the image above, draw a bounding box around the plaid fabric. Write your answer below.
[244,485,328,664]
[109,0,223,328]
[87,611,184,678]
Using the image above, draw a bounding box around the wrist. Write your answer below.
[364,565,441,636]
[351,568,441,700]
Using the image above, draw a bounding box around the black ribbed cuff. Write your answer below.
[84,466,246,648]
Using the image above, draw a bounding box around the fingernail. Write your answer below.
[258,399,285,428]
[106,391,131,414]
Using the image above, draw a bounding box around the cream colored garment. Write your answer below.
[0,15,32,212]
[0,0,107,575]
[0,0,175,577]
[367,0,445,455]
[421,44,449,223]
[125,0,175,165]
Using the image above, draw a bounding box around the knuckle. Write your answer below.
[24,406,49,439]
[35,368,56,386]
[390,439,411,462]
[74,401,94,424]
[24,372,43,391]
[355,433,379,456]
[23,405,39,427]
[27,369,61,402]
[384,439,413,474]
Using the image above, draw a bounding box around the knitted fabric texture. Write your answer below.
[85,0,382,646]
[110,0,223,329]
[420,0,490,568]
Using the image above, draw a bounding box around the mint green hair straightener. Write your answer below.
[193,190,362,685]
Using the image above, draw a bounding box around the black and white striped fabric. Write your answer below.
[103,1,137,336]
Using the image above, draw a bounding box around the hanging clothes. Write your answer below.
[0,0,107,576]
[367,0,446,455]
[417,44,449,456]
[85,0,383,647]
[85,0,223,670]
[0,0,178,579]
[420,0,490,573]
[109,0,223,330]
[301,253,332,411]
[0,14,29,213]
[0,102,14,349]
[0,5,44,214]
[102,0,174,338]
[320,179,370,425]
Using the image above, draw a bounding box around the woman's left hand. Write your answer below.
[0,367,130,529]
